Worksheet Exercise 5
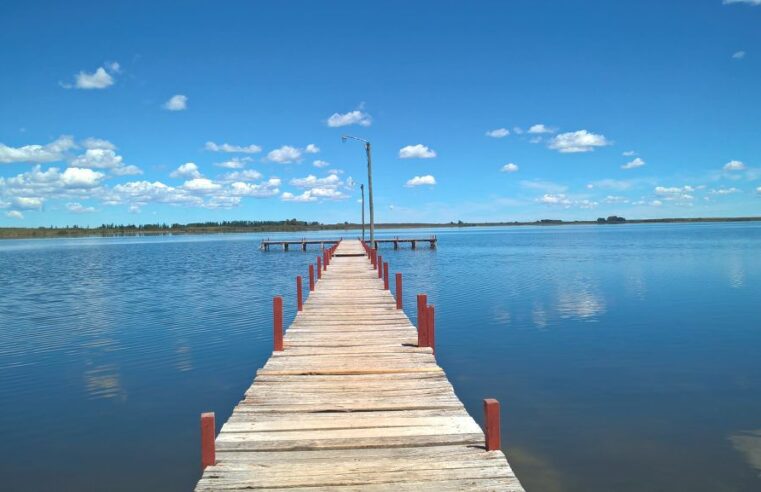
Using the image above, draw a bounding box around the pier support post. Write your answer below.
[309,265,315,291]
[417,294,428,347]
[427,305,435,354]
[395,273,403,309]
[296,276,303,311]
[273,296,283,351]
[483,399,501,451]
[383,262,389,290]
[412,240,416,250]
[378,255,383,278]
[317,257,322,279]
[201,412,216,469]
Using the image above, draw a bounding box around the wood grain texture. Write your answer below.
[195,239,524,491]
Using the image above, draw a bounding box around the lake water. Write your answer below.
[1,223,761,491]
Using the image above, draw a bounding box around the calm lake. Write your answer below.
[1,222,761,491]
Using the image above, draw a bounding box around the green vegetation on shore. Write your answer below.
[2,216,761,239]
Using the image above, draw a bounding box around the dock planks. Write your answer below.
[196,239,524,491]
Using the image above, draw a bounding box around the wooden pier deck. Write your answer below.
[196,239,523,491]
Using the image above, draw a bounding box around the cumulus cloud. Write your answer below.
[501,163,519,173]
[622,157,645,170]
[170,162,202,179]
[181,178,222,193]
[549,130,611,153]
[66,202,96,213]
[399,144,437,159]
[63,66,116,90]
[218,170,263,182]
[0,136,75,164]
[405,175,436,187]
[604,195,629,204]
[326,110,372,127]
[724,160,746,171]
[313,160,330,168]
[12,196,44,210]
[622,150,637,156]
[655,185,695,202]
[70,148,142,176]
[528,124,555,134]
[163,94,188,111]
[5,210,23,219]
[710,187,741,195]
[214,157,250,169]
[305,144,320,154]
[757,186,761,194]
[282,187,348,202]
[81,138,116,150]
[733,51,747,59]
[61,167,106,187]
[267,145,302,164]
[486,128,510,138]
[229,179,281,198]
[537,193,597,208]
[290,174,342,188]
[205,141,262,154]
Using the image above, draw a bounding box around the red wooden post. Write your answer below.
[296,276,303,311]
[309,264,315,291]
[325,250,329,268]
[377,256,383,278]
[427,304,435,354]
[200,412,216,469]
[483,399,501,451]
[273,296,283,351]
[383,262,389,290]
[317,257,322,279]
[395,273,403,309]
[417,294,428,347]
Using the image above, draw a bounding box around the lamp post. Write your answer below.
[360,183,365,241]
[342,136,374,245]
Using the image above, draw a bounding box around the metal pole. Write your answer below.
[361,184,365,241]
[366,142,375,246]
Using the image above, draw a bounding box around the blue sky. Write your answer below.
[1,0,760,226]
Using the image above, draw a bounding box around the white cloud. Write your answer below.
[111,165,142,176]
[305,144,320,154]
[313,160,330,168]
[655,185,695,202]
[59,167,104,187]
[163,94,188,111]
[710,187,741,195]
[170,162,202,179]
[71,148,141,176]
[66,66,115,90]
[501,163,519,173]
[538,193,571,205]
[486,128,510,138]
[0,166,105,211]
[521,180,567,193]
[724,160,746,171]
[0,136,75,164]
[326,110,372,127]
[622,157,646,170]
[218,170,263,182]
[290,174,341,188]
[267,145,302,164]
[109,181,202,207]
[586,179,635,191]
[528,124,555,134]
[604,195,629,204]
[12,197,43,210]
[651,200,663,207]
[549,130,611,153]
[229,179,280,198]
[405,175,436,187]
[214,157,250,169]
[5,210,23,219]
[757,186,761,194]
[182,178,221,193]
[282,187,348,202]
[81,138,116,150]
[623,150,637,156]
[399,144,437,159]
[205,141,262,154]
[732,51,747,59]
[66,202,96,213]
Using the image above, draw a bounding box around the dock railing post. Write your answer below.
[383,262,389,290]
[377,255,383,278]
[427,304,435,354]
[317,257,322,279]
[309,264,315,291]
[296,276,303,311]
[483,399,501,451]
[395,273,403,309]
[201,412,216,469]
[273,296,283,351]
[417,294,428,347]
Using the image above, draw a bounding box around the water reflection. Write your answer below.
[729,429,761,476]
[83,364,125,400]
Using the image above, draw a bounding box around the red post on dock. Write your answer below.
[377,255,383,278]
[395,273,403,309]
[483,399,501,451]
[317,256,322,279]
[308,264,315,291]
[201,412,216,469]
[383,262,389,290]
[273,296,283,351]
[296,276,303,311]
[417,294,428,347]
[427,304,435,354]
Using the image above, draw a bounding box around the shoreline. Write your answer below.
[2,216,760,240]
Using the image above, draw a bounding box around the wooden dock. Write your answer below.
[261,236,437,251]
[196,239,523,491]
